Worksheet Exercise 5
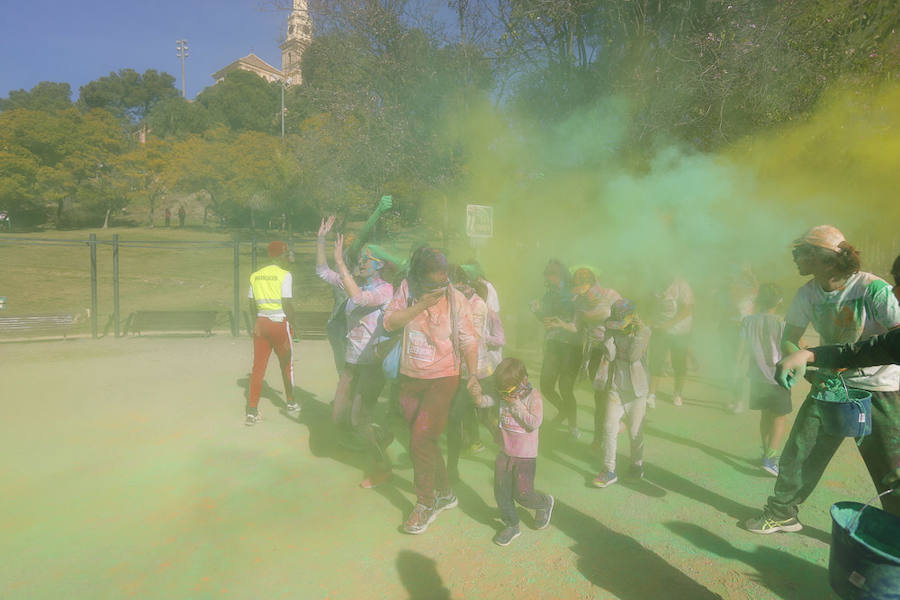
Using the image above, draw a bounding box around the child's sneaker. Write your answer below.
[402,503,436,535]
[592,471,618,488]
[285,401,301,413]
[492,525,521,546]
[534,495,554,529]
[762,457,780,477]
[245,412,261,426]
[673,395,684,407]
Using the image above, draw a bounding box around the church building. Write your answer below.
[211,0,313,86]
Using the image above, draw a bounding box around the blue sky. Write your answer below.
[0,1,292,100]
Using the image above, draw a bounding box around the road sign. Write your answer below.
[466,204,493,238]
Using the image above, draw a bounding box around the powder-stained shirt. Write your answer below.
[575,284,622,344]
[483,281,503,368]
[316,265,393,364]
[534,284,580,345]
[740,313,786,385]
[785,271,900,391]
[464,294,505,379]
[651,278,694,335]
[607,322,652,402]
[384,279,478,380]
[481,387,543,459]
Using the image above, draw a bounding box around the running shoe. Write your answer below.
[628,463,644,480]
[493,525,521,546]
[245,413,261,426]
[741,511,803,534]
[285,401,301,413]
[434,492,458,514]
[402,503,436,535]
[762,457,780,477]
[592,471,618,488]
[534,495,555,530]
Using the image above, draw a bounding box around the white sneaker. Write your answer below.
[647,394,656,409]
[285,401,301,413]
[673,395,683,407]
[245,413,262,426]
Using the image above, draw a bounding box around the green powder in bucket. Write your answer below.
[833,504,900,562]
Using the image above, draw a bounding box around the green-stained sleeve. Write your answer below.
[348,203,386,259]
[866,279,900,330]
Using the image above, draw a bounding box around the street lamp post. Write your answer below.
[176,39,189,98]
[281,77,292,140]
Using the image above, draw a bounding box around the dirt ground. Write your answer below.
[0,335,877,599]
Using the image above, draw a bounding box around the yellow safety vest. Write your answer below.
[250,264,290,314]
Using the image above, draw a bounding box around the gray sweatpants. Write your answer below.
[603,395,646,473]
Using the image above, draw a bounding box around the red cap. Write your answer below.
[268,241,289,258]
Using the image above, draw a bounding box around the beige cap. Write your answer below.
[793,225,846,253]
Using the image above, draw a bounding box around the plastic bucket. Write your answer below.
[817,388,872,439]
[830,497,900,599]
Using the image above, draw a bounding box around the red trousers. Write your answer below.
[249,317,294,410]
[397,375,459,506]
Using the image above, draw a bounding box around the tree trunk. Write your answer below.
[103,208,111,229]
[56,199,64,229]
[148,196,156,228]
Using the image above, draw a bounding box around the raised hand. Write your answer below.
[378,195,393,212]
[318,215,336,238]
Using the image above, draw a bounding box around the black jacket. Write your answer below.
[813,328,900,369]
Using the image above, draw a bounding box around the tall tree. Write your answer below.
[0,107,126,226]
[195,70,281,134]
[0,81,73,113]
[79,68,178,124]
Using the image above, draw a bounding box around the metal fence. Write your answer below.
[0,235,333,339]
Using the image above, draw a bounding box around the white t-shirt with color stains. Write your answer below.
[785,271,900,391]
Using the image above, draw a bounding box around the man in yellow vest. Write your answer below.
[247,241,299,425]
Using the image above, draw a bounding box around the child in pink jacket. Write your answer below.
[478,357,554,546]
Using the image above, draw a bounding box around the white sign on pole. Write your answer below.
[466,204,493,238]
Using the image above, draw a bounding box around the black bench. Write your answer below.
[0,313,77,338]
[293,310,330,340]
[242,309,331,339]
[126,310,218,336]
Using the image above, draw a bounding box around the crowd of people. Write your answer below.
[244,209,900,547]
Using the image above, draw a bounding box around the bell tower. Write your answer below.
[280,0,312,85]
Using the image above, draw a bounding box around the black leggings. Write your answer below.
[540,339,582,426]
[446,380,486,476]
